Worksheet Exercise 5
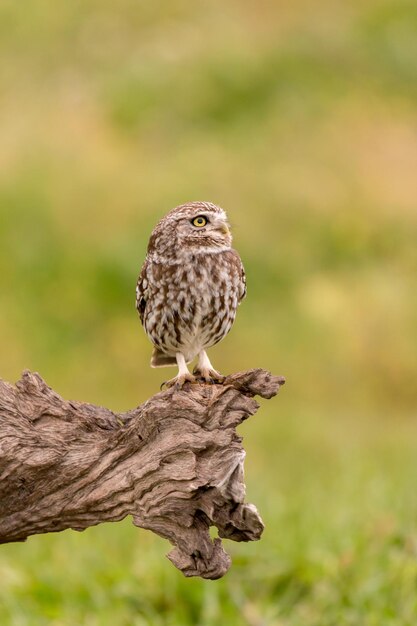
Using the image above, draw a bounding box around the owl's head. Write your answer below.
[149,202,233,257]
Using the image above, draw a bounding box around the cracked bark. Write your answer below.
[0,368,285,579]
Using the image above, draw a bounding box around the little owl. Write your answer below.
[136,201,246,388]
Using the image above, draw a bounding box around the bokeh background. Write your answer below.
[1,1,417,624]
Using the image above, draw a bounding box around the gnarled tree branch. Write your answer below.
[0,369,284,579]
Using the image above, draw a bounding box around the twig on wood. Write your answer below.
[0,368,285,579]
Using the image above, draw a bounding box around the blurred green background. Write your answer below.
[1,0,417,624]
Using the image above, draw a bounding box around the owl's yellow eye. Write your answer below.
[192,216,208,228]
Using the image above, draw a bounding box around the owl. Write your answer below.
[136,201,246,388]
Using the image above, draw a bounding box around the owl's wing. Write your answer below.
[230,249,247,303]
[136,258,149,325]
[239,263,247,303]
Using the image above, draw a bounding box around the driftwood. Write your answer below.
[0,368,284,579]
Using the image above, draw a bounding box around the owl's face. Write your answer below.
[149,202,233,258]
[174,206,232,250]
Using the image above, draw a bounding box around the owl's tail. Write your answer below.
[150,347,177,368]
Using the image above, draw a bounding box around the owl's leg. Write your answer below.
[163,352,197,390]
[193,350,225,384]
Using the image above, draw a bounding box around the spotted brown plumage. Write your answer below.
[136,201,246,388]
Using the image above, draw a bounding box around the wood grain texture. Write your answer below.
[0,369,285,579]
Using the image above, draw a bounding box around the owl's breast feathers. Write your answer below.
[136,249,245,360]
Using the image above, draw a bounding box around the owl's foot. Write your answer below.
[162,372,197,391]
[161,353,197,390]
[193,366,226,385]
[193,350,226,384]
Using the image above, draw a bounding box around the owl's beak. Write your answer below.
[218,222,230,236]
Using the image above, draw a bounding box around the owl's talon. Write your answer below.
[162,372,197,391]
[193,367,225,385]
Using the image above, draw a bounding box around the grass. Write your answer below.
[0,0,417,623]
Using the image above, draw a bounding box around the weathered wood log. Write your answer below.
[0,368,284,579]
